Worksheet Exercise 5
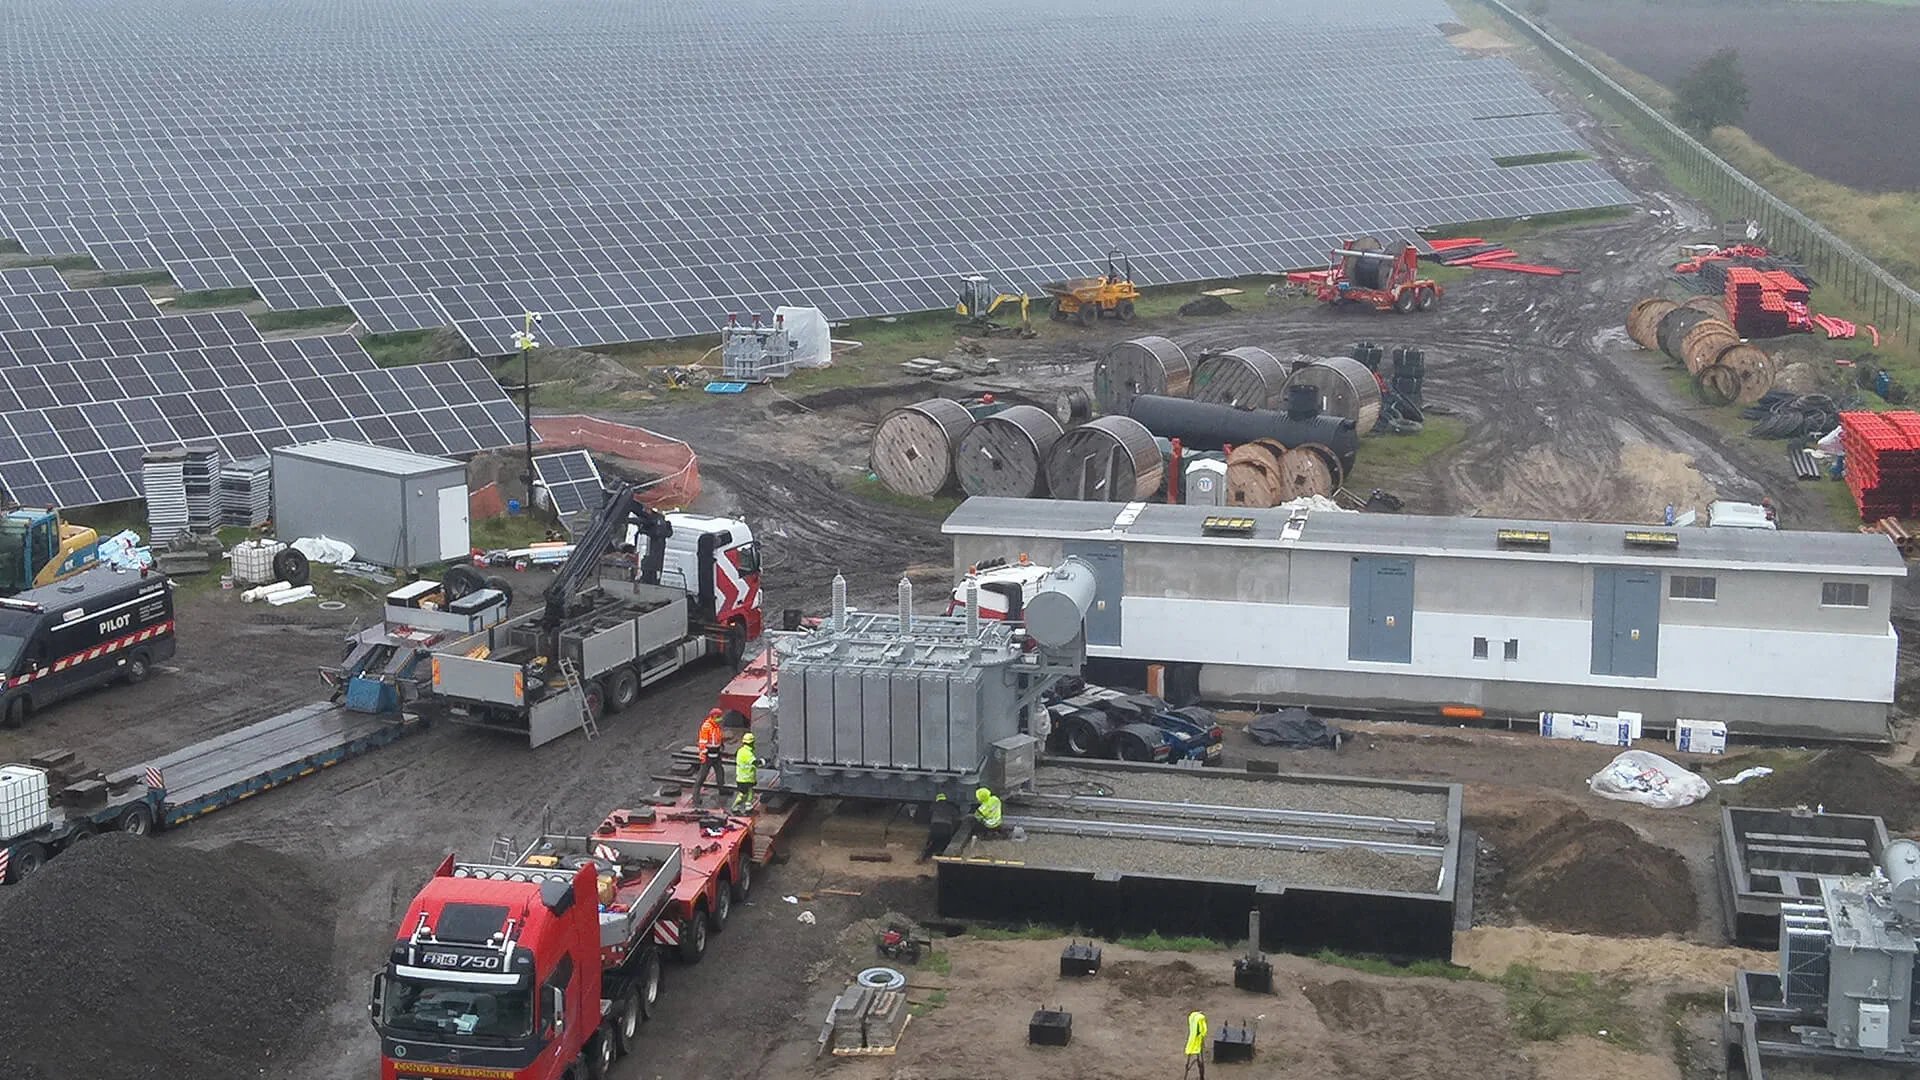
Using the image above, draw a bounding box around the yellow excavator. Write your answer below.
[955,275,1036,338]
[0,506,100,596]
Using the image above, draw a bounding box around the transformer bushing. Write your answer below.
[772,565,1090,800]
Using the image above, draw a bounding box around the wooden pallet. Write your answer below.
[830,1014,911,1057]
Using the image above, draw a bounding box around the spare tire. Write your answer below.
[443,566,484,599]
[272,548,311,588]
[482,575,514,607]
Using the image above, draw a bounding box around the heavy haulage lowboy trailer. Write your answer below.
[1,749,164,882]
[943,497,1906,740]
[424,481,762,747]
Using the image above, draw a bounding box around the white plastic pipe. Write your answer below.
[241,580,294,603]
[266,585,316,606]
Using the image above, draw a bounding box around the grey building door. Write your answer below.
[1064,541,1123,646]
[1348,557,1414,663]
[1591,568,1660,677]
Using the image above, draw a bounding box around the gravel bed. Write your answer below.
[1031,764,1450,823]
[1013,803,1447,847]
[991,832,1446,894]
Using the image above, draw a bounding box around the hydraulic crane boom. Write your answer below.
[538,481,673,650]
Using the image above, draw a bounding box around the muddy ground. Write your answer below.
[1,20,1916,1080]
[1547,0,1920,192]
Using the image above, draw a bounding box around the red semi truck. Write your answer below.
[371,797,754,1079]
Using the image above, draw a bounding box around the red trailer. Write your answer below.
[594,796,755,965]
[1301,237,1442,313]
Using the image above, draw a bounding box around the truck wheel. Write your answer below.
[123,651,151,685]
[1077,302,1099,327]
[1059,715,1105,757]
[1112,723,1161,762]
[119,803,155,836]
[678,912,708,963]
[1115,299,1136,323]
[9,842,48,881]
[709,879,733,931]
[1394,288,1417,313]
[730,857,752,902]
[482,575,514,607]
[1,697,26,730]
[65,823,98,846]
[636,949,661,1021]
[604,667,640,713]
[584,1031,614,1080]
[723,623,747,671]
[1416,286,1437,311]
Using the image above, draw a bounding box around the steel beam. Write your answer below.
[1005,815,1442,857]
[1013,793,1439,837]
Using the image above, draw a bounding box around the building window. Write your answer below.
[1505,639,1520,661]
[1472,636,1488,659]
[1822,581,1869,608]
[1670,575,1717,601]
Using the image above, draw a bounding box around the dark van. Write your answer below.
[0,566,175,728]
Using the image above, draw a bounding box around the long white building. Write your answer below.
[943,497,1906,740]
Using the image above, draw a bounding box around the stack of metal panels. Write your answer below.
[183,444,222,532]
[219,455,273,528]
[141,448,190,541]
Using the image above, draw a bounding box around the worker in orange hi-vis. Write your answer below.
[690,709,727,808]
[1183,1010,1208,1080]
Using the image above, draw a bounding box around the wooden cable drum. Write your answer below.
[1044,415,1164,502]
[869,397,974,497]
[951,404,1065,498]
[1191,346,1291,409]
[1694,363,1740,406]
[1683,296,1730,320]
[1093,336,1191,415]
[1050,386,1094,427]
[1656,307,1715,362]
[1294,442,1347,488]
[1626,298,1678,350]
[1282,356,1382,435]
[1714,341,1776,404]
[1680,319,1741,375]
[1225,439,1337,507]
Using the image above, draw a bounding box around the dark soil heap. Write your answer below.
[0,834,334,1080]
[1472,800,1696,937]
[1727,749,1919,829]
[1179,294,1234,316]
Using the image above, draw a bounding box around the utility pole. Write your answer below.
[511,311,542,512]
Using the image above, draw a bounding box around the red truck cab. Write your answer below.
[373,835,683,1080]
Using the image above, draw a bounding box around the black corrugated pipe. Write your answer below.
[1127,394,1359,476]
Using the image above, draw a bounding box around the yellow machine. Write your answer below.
[1043,250,1142,327]
[955,275,1036,337]
[0,507,101,596]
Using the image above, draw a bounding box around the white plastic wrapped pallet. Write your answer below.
[775,306,833,368]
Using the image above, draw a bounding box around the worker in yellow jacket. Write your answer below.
[731,733,763,814]
[1184,1010,1208,1079]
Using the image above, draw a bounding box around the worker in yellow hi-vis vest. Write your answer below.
[1183,1010,1208,1079]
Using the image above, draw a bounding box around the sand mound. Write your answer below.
[1472,799,1696,937]
[1729,749,1919,828]
[0,834,334,1080]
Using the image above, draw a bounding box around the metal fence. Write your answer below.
[1484,0,1919,347]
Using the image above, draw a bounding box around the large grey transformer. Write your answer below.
[1726,836,1920,1077]
[772,564,1092,800]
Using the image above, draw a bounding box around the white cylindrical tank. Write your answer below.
[1884,838,1920,916]
[1021,557,1096,650]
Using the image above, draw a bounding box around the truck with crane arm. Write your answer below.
[422,481,761,747]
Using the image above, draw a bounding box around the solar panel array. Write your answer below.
[2,0,1635,357]
[0,265,528,508]
[533,451,605,520]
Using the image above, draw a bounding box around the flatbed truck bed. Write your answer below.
[109,701,424,826]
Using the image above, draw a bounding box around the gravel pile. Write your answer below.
[0,834,334,1080]
[1728,749,1919,828]
[1000,832,1443,894]
[1034,764,1449,823]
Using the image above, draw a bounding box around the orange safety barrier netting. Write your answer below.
[531,415,701,509]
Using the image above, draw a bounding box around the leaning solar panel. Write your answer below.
[533,450,604,518]
[0,287,161,331]
[0,351,527,508]
[0,0,1636,352]
[0,310,260,367]
[0,267,69,296]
